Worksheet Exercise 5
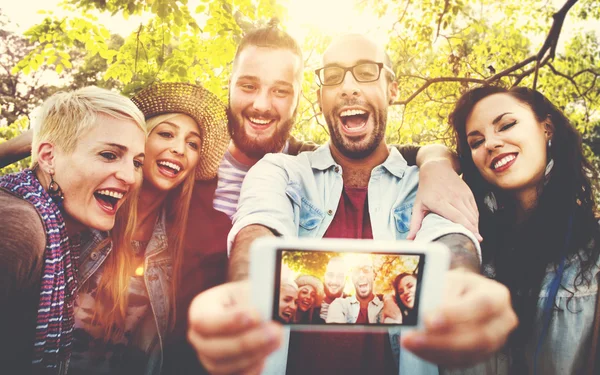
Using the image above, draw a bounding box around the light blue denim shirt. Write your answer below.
[443,249,600,375]
[326,294,383,323]
[75,212,172,375]
[228,143,481,375]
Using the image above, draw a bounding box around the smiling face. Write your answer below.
[351,258,375,300]
[143,114,201,192]
[324,258,346,299]
[52,113,146,232]
[397,275,417,309]
[228,46,301,159]
[465,93,551,196]
[297,285,317,312]
[278,284,298,323]
[318,35,397,159]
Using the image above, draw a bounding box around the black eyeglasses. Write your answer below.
[314,62,395,87]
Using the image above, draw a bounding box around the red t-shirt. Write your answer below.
[286,186,397,375]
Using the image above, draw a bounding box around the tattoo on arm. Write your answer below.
[434,233,480,273]
[228,224,276,281]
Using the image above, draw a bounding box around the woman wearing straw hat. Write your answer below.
[66,82,229,375]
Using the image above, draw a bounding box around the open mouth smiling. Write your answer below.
[339,108,370,134]
[247,115,276,129]
[94,189,126,214]
[281,310,293,320]
[490,153,517,172]
[300,299,312,309]
[157,160,183,178]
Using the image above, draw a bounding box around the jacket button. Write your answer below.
[90,252,99,260]
[327,209,333,216]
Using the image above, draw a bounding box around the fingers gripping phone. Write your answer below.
[249,238,450,331]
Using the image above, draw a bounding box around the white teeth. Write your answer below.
[340,109,367,117]
[493,155,516,169]
[96,189,124,199]
[249,117,271,125]
[158,160,181,172]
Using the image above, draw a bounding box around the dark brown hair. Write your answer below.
[233,19,303,79]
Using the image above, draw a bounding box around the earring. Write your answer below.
[47,172,64,206]
[548,139,552,148]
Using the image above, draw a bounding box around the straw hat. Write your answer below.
[295,275,324,297]
[131,82,230,181]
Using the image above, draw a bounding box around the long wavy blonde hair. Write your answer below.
[89,113,196,341]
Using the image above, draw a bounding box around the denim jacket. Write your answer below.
[72,212,172,375]
[326,294,383,323]
[228,143,481,375]
[443,249,600,375]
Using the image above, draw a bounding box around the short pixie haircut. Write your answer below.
[31,86,146,165]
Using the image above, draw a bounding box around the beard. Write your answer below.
[227,105,296,159]
[325,98,387,160]
[325,285,343,300]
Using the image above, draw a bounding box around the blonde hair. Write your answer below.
[146,113,196,331]
[92,112,197,341]
[31,86,146,166]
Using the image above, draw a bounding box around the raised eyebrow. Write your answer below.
[355,59,378,65]
[236,75,259,82]
[189,131,201,139]
[467,112,512,137]
[159,121,180,130]
[273,81,294,89]
[135,152,146,159]
[467,129,482,138]
[492,112,512,125]
[323,59,377,69]
[103,142,128,152]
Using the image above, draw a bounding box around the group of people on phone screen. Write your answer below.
[277,256,419,326]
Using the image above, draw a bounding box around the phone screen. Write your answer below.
[273,249,425,326]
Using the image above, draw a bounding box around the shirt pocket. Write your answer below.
[298,197,325,235]
[393,203,413,234]
[286,182,325,235]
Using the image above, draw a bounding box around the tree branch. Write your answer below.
[393,77,486,105]
[392,0,580,106]
[547,63,584,97]
[435,0,451,42]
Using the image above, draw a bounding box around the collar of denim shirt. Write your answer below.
[308,143,408,179]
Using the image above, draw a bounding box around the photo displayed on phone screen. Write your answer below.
[274,249,425,326]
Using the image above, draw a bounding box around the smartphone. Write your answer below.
[249,237,450,331]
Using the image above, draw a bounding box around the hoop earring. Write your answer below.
[48,173,64,206]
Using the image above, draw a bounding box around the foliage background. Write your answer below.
[282,250,421,296]
[1,0,599,176]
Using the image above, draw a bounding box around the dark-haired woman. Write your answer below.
[448,85,600,374]
[385,273,418,325]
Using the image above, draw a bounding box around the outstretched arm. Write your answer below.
[0,129,33,168]
[228,224,275,281]
[190,155,296,374]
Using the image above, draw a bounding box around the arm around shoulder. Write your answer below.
[0,191,46,300]
[0,129,33,169]
[326,298,346,323]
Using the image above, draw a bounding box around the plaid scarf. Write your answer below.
[0,169,79,372]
